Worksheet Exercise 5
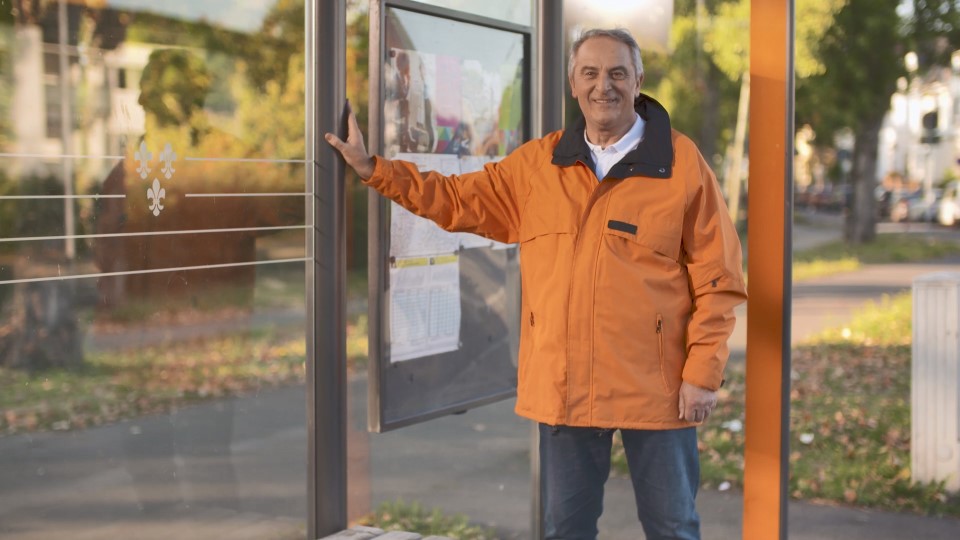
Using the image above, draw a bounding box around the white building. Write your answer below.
[878,61,960,195]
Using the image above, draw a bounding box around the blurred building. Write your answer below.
[878,58,960,191]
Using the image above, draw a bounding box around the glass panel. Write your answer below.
[344,2,530,535]
[791,1,960,537]
[410,0,532,27]
[0,1,308,538]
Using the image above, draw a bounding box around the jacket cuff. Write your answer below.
[682,361,724,391]
[362,155,388,187]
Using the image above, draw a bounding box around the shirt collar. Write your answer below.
[583,112,645,154]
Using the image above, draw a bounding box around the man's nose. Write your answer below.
[600,73,613,91]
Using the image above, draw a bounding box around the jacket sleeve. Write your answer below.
[679,142,747,391]
[362,152,526,244]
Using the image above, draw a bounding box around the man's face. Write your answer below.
[569,36,643,138]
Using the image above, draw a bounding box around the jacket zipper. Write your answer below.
[656,313,670,393]
[565,177,608,421]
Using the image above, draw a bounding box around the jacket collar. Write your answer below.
[552,93,674,179]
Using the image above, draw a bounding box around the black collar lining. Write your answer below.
[551,93,674,180]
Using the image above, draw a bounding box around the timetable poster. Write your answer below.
[388,254,461,362]
[386,154,507,363]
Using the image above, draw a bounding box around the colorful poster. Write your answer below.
[383,48,523,160]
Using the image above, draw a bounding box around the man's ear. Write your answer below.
[636,73,644,96]
[569,74,577,98]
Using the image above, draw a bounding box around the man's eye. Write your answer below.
[612,72,626,79]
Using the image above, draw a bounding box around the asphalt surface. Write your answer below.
[1,216,959,539]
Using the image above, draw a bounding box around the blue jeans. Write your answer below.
[539,424,701,540]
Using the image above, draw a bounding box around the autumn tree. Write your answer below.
[797,0,903,244]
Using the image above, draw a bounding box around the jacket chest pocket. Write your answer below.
[518,198,579,243]
[603,186,683,261]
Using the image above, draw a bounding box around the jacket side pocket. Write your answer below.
[656,313,670,394]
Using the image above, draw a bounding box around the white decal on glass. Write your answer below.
[138,142,177,216]
[147,178,165,216]
[135,141,152,179]
[159,143,177,179]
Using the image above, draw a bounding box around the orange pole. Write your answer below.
[744,1,793,539]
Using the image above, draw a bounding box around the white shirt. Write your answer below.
[584,113,645,180]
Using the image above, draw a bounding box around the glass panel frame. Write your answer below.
[366,0,531,432]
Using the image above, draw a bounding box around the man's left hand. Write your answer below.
[678,382,718,423]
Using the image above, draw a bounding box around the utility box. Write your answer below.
[912,272,960,491]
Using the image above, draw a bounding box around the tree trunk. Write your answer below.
[844,116,882,245]
[698,62,722,164]
[726,74,750,227]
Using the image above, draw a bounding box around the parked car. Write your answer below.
[938,181,960,226]
[891,189,941,223]
[877,188,910,221]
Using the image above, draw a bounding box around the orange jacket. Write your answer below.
[365,95,746,429]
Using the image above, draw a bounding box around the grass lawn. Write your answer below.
[792,233,960,281]
[0,329,305,435]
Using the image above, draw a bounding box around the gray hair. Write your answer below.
[568,28,644,79]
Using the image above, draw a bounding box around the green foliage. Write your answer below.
[795,0,849,78]
[233,54,306,159]
[796,0,902,137]
[812,293,912,346]
[902,0,960,69]
[138,49,213,128]
[644,2,740,159]
[702,0,749,80]
[701,0,844,97]
[360,499,497,540]
[126,11,238,52]
[228,1,307,160]
[244,0,305,92]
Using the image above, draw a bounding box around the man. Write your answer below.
[327,28,746,540]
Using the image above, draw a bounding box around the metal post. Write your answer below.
[743,0,794,539]
[309,0,348,538]
[537,0,564,136]
[57,0,76,260]
[532,2,563,538]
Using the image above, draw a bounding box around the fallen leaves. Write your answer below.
[0,329,306,437]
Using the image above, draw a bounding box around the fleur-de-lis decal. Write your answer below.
[147,178,165,216]
[135,141,152,180]
[159,143,176,179]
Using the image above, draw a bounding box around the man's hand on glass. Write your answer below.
[325,106,375,179]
